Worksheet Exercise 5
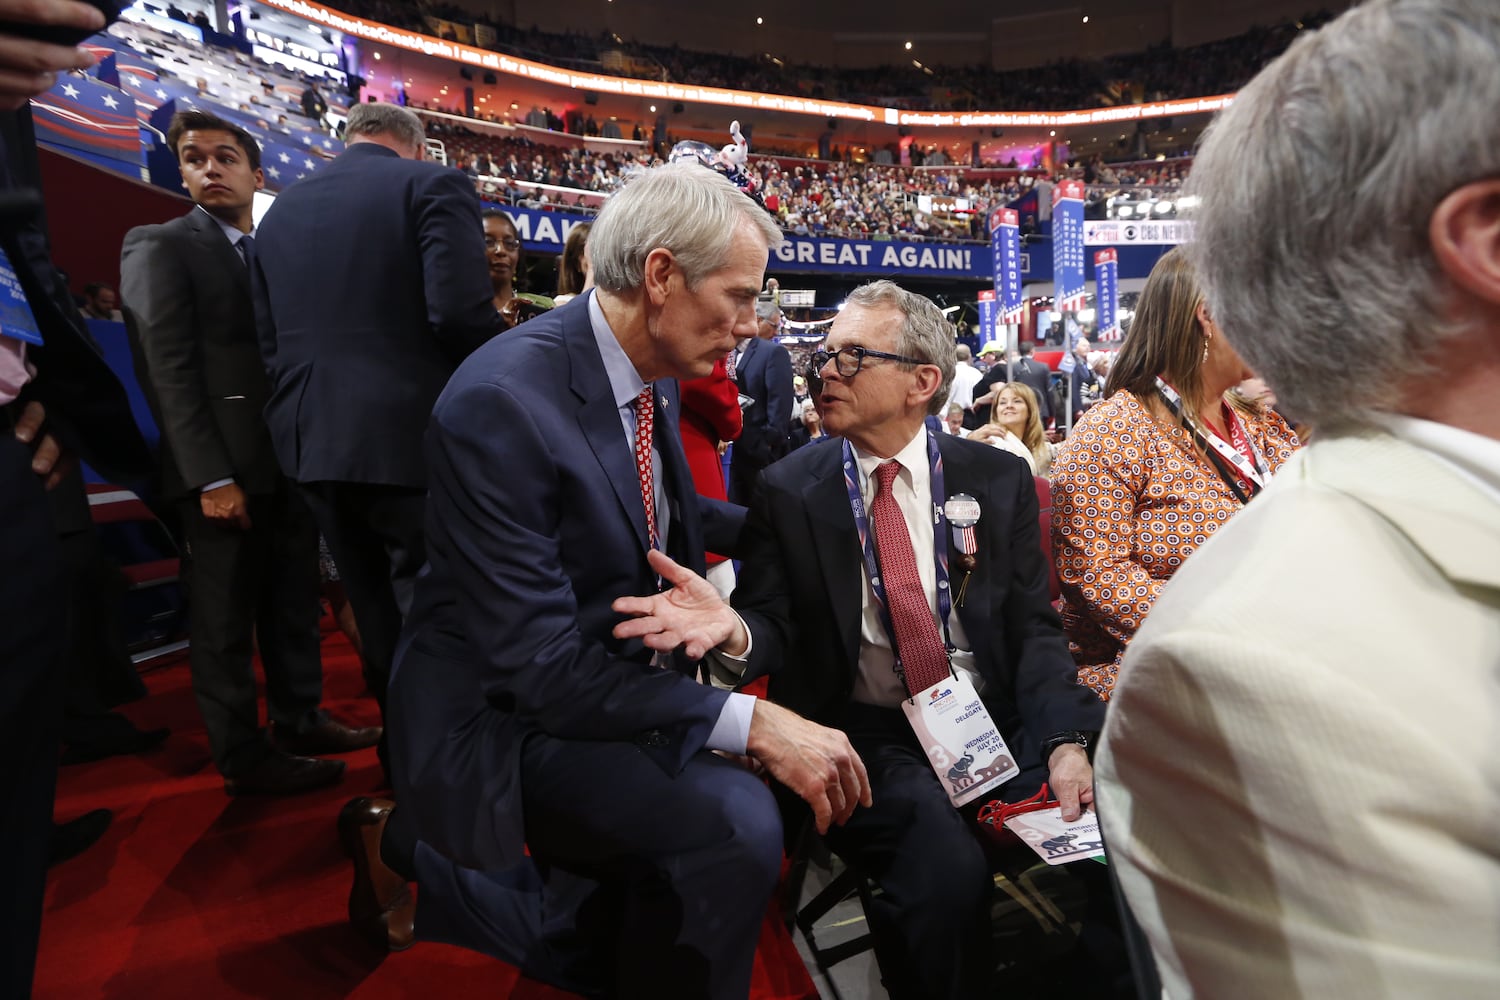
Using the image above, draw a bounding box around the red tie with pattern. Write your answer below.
[632,386,658,550]
[724,345,738,381]
[871,461,950,695]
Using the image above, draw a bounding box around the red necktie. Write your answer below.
[871,461,950,695]
[724,345,738,381]
[632,386,658,550]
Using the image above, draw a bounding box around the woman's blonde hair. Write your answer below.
[995,382,1048,463]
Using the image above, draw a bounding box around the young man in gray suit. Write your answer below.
[121,111,378,796]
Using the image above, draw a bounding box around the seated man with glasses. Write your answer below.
[616,279,1106,999]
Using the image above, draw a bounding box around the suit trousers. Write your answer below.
[298,481,426,714]
[822,702,998,1000]
[0,436,67,1000]
[413,737,783,1000]
[179,476,323,775]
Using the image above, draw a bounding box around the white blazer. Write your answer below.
[1096,428,1500,999]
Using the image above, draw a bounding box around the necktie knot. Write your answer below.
[633,385,653,416]
[875,460,901,493]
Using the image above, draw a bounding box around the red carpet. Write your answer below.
[38,624,818,999]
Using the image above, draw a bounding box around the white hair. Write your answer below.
[589,163,782,292]
[845,280,955,416]
[1184,0,1500,429]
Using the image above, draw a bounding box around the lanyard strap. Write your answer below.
[1155,377,1269,495]
[842,433,955,671]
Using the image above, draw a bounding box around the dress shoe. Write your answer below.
[271,717,382,756]
[49,809,113,867]
[61,725,170,765]
[338,797,415,951]
[224,750,345,795]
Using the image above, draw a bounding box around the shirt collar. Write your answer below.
[849,425,931,499]
[586,290,648,411]
[1371,412,1500,505]
[196,204,252,243]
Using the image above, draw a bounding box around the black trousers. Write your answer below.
[822,703,1002,1000]
[0,436,67,1000]
[298,481,426,716]
[178,475,323,775]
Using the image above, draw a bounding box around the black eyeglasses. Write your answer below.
[807,346,930,382]
[484,236,521,251]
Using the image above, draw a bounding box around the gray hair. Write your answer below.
[754,297,779,324]
[955,344,972,362]
[589,163,782,292]
[846,280,955,416]
[345,102,425,152]
[1184,0,1500,429]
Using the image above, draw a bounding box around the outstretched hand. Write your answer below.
[612,549,747,660]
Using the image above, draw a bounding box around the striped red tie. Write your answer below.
[871,461,950,695]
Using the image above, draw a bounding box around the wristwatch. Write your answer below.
[1042,731,1095,761]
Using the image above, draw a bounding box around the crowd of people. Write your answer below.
[7,2,1498,1000]
[330,0,1337,113]
[426,113,1188,244]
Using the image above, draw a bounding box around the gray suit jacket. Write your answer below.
[121,208,281,498]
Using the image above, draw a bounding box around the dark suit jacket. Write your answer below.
[0,115,149,487]
[732,336,793,468]
[389,294,743,872]
[1069,362,1101,420]
[1013,357,1054,423]
[252,142,500,488]
[120,209,280,498]
[732,432,1103,791]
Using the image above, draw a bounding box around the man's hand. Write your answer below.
[612,548,748,659]
[747,699,871,835]
[200,481,252,530]
[0,0,105,111]
[13,400,74,490]
[1047,743,1094,822]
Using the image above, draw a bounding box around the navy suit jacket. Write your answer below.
[389,294,744,872]
[731,432,1103,795]
[732,336,793,468]
[253,142,500,488]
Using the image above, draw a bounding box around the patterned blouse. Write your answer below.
[1050,390,1300,699]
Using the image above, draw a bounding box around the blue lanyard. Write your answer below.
[841,431,955,680]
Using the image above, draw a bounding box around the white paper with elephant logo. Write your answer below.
[901,673,1020,807]
[1002,807,1106,865]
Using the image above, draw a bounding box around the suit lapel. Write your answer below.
[183,208,251,299]
[567,302,651,553]
[803,442,864,677]
[938,436,997,669]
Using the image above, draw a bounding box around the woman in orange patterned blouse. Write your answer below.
[1051,248,1300,699]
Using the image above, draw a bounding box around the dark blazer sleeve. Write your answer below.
[761,343,794,461]
[414,168,502,361]
[697,495,746,559]
[994,459,1105,744]
[425,374,729,770]
[121,225,233,491]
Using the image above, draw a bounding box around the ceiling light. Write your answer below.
[649,105,657,113]
[756,16,763,25]
[373,52,381,60]
[1082,15,1089,23]
[904,41,912,50]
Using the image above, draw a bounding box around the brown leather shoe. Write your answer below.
[224,751,345,795]
[272,717,382,756]
[338,797,415,952]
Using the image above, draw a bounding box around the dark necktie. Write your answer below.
[870,461,949,695]
[237,232,255,271]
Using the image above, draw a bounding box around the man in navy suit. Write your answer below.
[345,164,869,998]
[253,102,499,744]
[726,297,793,504]
[620,282,1107,998]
